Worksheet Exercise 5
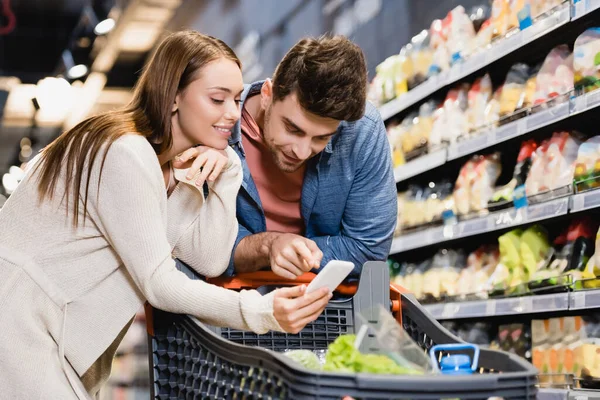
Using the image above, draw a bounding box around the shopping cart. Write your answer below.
[147,261,537,399]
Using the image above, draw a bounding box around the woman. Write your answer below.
[0,31,331,399]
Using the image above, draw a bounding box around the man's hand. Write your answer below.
[267,233,323,279]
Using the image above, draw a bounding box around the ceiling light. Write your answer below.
[2,173,18,194]
[94,18,115,35]
[68,64,89,79]
[36,77,72,111]
[9,166,25,181]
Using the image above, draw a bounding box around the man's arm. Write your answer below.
[233,231,277,273]
[311,112,397,276]
[233,231,323,279]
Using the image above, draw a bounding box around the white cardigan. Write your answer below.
[0,134,281,399]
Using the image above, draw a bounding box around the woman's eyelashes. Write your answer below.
[210,98,242,106]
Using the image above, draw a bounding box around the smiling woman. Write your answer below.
[0,30,332,399]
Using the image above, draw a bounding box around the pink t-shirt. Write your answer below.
[240,106,305,234]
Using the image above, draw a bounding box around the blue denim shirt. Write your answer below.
[225,81,397,276]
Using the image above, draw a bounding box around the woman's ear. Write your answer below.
[172,93,180,113]
[260,79,273,110]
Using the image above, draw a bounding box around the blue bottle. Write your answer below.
[429,343,480,375]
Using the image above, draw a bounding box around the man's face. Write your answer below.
[261,83,340,173]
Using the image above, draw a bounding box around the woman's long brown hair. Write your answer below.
[33,31,241,226]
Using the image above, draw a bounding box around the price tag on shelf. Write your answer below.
[525,102,569,131]
[586,89,600,110]
[571,291,586,310]
[517,296,533,313]
[441,303,460,319]
[494,31,522,59]
[485,299,496,316]
[574,0,586,19]
[460,217,489,237]
[583,190,600,210]
[494,120,520,143]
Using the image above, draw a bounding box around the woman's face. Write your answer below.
[172,57,244,150]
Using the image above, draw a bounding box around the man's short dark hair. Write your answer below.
[272,35,367,122]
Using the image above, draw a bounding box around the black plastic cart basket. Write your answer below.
[147,261,537,399]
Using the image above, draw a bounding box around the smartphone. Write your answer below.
[305,260,354,294]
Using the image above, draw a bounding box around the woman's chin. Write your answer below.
[197,139,229,150]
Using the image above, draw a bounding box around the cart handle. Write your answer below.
[206,271,359,296]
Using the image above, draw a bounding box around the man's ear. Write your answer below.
[260,79,273,110]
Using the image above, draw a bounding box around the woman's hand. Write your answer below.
[173,146,229,187]
[272,285,332,334]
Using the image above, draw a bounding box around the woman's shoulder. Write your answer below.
[111,133,155,154]
[100,134,162,181]
[107,134,158,165]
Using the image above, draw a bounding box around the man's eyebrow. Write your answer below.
[282,117,305,134]
[318,130,337,138]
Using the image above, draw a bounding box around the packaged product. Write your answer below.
[523,63,540,109]
[423,249,465,298]
[458,246,498,296]
[533,45,574,105]
[573,28,600,92]
[526,132,581,196]
[491,0,519,39]
[532,0,564,18]
[573,136,600,191]
[467,74,493,132]
[444,6,477,64]
[519,225,550,276]
[410,30,433,87]
[525,139,549,196]
[453,158,478,216]
[579,224,600,285]
[470,153,502,213]
[372,56,398,103]
[402,185,426,228]
[484,86,503,125]
[490,139,537,207]
[469,4,492,33]
[399,112,419,158]
[442,84,470,144]
[487,228,534,291]
[470,18,494,54]
[429,19,450,75]
[542,131,581,191]
[532,319,551,383]
[499,63,530,116]
[387,123,406,169]
[414,100,439,155]
[428,103,446,148]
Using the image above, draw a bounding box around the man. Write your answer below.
[226,35,397,279]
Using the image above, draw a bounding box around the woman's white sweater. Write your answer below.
[0,134,281,396]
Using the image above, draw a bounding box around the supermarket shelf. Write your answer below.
[570,289,600,311]
[394,90,600,182]
[423,289,600,321]
[378,3,571,122]
[447,101,570,161]
[424,293,570,320]
[538,388,600,400]
[394,148,446,182]
[571,190,600,213]
[538,388,568,400]
[572,0,600,20]
[391,196,570,254]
